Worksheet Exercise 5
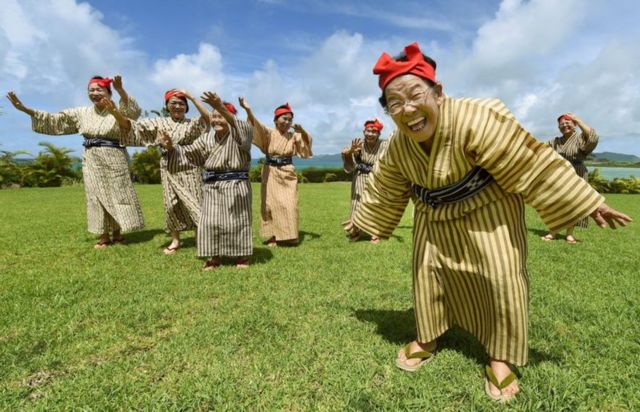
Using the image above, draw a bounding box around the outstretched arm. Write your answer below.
[239,97,258,126]
[201,91,237,128]
[590,203,632,229]
[6,92,36,116]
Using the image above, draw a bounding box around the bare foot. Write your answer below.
[565,235,577,244]
[370,236,380,244]
[487,359,519,400]
[540,233,555,241]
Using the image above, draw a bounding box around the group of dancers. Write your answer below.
[6,41,632,402]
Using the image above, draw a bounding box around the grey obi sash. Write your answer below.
[265,156,293,166]
[412,166,494,208]
[202,170,249,183]
[82,136,124,149]
[355,162,374,174]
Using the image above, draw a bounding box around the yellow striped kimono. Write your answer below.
[122,116,209,232]
[252,120,313,241]
[353,97,603,365]
[342,138,388,220]
[31,99,144,234]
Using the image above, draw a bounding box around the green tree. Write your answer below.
[22,142,80,187]
[131,146,162,184]
[0,147,29,188]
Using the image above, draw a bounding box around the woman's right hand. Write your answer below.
[239,97,250,110]
[6,92,34,115]
[351,138,363,154]
[156,130,174,151]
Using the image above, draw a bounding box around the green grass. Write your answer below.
[0,183,638,410]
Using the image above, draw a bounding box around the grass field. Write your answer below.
[0,183,638,411]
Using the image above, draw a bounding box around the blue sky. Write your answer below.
[1,0,640,158]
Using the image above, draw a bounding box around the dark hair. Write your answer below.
[273,104,294,122]
[378,52,437,109]
[89,75,112,95]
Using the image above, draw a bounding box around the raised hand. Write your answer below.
[350,138,363,154]
[239,97,250,110]
[201,91,223,109]
[590,203,632,229]
[99,97,118,114]
[112,75,123,92]
[156,130,174,151]
[6,92,33,115]
[179,89,194,100]
[292,123,305,133]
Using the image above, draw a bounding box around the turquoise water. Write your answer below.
[591,167,639,179]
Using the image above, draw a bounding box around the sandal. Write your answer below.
[540,233,555,241]
[163,243,181,255]
[235,257,250,268]
[370,236,380,244]
[94,239,111,249]
[484,365,518,402]
[203,258,221,271]
[395,342,436,372]
[265,237,277,248]
[565,235,578,244]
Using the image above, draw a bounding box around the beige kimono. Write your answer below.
[353,97,603,365]
[252,120,313,241]
[122,116,209,232]
[31,99,144,234]
[342,138,388,220]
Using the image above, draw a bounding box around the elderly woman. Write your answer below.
[341,118,388,243]
[239,99,312,246]
[351,42,631,402]
[155,93,254,269]
[6,75,144,249]
[541,113,598,244]
[107,89,210,254]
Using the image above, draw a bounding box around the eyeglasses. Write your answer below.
[386,89,432,116]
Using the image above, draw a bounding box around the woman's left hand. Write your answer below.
[292,124,305,133]
[112,75,123,92]
[590,203,632,229]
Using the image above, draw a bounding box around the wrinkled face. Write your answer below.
[166,96,187,120]
[558,119,576,136]
[275,113,293,133]
[87,84,110,105]
[363,127,380,144]
[211,110,229,134]
[384,74,443,143]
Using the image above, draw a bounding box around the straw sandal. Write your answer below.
[484,365,518,403]
[395,342,435,372]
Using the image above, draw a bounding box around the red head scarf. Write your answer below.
[88,77,113,92]
[557,114,574,123]
[164,89,189,112]
[274,103,293,119]
[223,102,238,115]
[364,118,384,132]
[373,42,436,90]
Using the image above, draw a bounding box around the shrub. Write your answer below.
[131,146,162,184]
[21,142,81,187]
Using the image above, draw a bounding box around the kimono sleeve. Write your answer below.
[465,103,603,233]
[230,119,254,152]
[119,96,141,120]
[176,116,210,146]
[352,133,412,238]
[31,108,80,136]
[171,132,212,167]
[295,133,313,158]
[342,149,356,173]
[122,119,159,147]
[578,129,599,155]
[251,118,271,154]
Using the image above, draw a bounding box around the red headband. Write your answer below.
[557,114,574,123]
[364,119,384,132]
[223,102,238,115]
[164,89,186,102]
[274,103,293,118]
[373,42,436,90]
[88,77,113,89]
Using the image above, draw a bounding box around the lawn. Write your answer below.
[0,183,638,410]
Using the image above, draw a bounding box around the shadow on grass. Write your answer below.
[527,227,552,237]
[354,308,562,367]
[252,247,274,264]
[121,229,166,245]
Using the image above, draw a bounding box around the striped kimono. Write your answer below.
[548,129,599,228]
[122,116,209,232]
[31,99,144,234]
[174,120,254,257]
[353,97,603,365]
[252,120,313,241]
[342,138,388,220]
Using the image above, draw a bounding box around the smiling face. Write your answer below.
[210,110,229,134]
[363,127,380,144]
[558,119,576,137]
[166,96,187,121]
[275,113,293,133]
[383,74,443,143]
[87,84,111,106]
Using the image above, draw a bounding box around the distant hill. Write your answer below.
[590,152,640,163]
